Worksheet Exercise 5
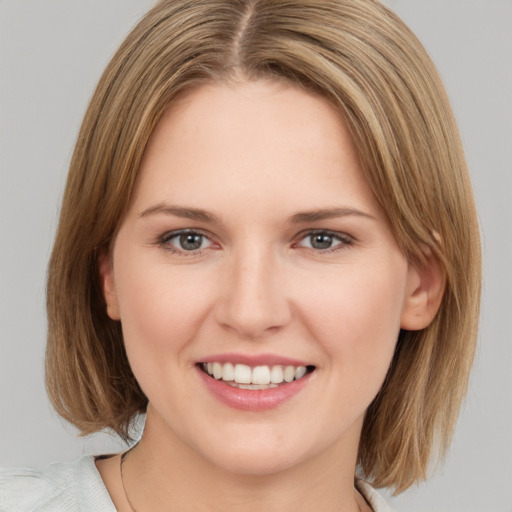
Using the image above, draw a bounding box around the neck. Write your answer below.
[121,409,366,512]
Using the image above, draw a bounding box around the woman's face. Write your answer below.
[103,79,423,475]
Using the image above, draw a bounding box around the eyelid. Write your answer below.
[160,228,207,241]
[159,228,217,254]
[155,228,353,255]
[293,229,354,251]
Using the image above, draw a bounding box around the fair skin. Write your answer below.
[97,79,443,512]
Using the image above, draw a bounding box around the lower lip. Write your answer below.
[196,367,312,411]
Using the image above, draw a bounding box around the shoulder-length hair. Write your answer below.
[46,0,481,493]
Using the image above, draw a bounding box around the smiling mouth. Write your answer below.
[199,362,316,390]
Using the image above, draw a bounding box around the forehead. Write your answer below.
[130,79,380,220]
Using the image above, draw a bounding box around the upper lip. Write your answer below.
[198,352,313,367]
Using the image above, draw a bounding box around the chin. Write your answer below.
[203,446,304,477]
[187,425,326,478]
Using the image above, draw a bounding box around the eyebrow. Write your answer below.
[289,207,376,223]
[138,203,220,223]
[138,203,375,224]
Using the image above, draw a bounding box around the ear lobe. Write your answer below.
[400,250,446,331]
[98,250,120,320]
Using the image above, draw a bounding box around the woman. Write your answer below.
[0,1,481,511]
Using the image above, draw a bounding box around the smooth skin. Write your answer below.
[97,79,444,512]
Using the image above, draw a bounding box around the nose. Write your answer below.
[214,247,292,339]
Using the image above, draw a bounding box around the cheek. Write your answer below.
[300,258,407,381]
[112,253,214,371]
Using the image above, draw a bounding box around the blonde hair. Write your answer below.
[46,0,481,493]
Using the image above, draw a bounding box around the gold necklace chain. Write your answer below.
[120,450,363,512]
[120,449,138,512]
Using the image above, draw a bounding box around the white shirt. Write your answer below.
[0,456,395,511]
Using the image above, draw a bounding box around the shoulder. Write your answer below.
[356,479,396,512]
[0,455,116,512]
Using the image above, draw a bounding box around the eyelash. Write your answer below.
[158,229,354,256]
[294,230,354,253]
[159,229,214,256]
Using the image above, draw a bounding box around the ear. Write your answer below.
[400,249,446,331]
[98,249,121,320]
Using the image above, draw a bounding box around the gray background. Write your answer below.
[1,1,511,511]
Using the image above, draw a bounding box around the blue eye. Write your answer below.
[298,231,351,251]
[162,231,212,252]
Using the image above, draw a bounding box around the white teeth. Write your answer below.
[230,383,279,390]
[202,362,312,386]
[252,366,271,385]
[270,365,284,384]
[222,362,235,381]
[295,366,307,379]
[283,365,295,383]
[234,364,252,384]
[213,362,223,379]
